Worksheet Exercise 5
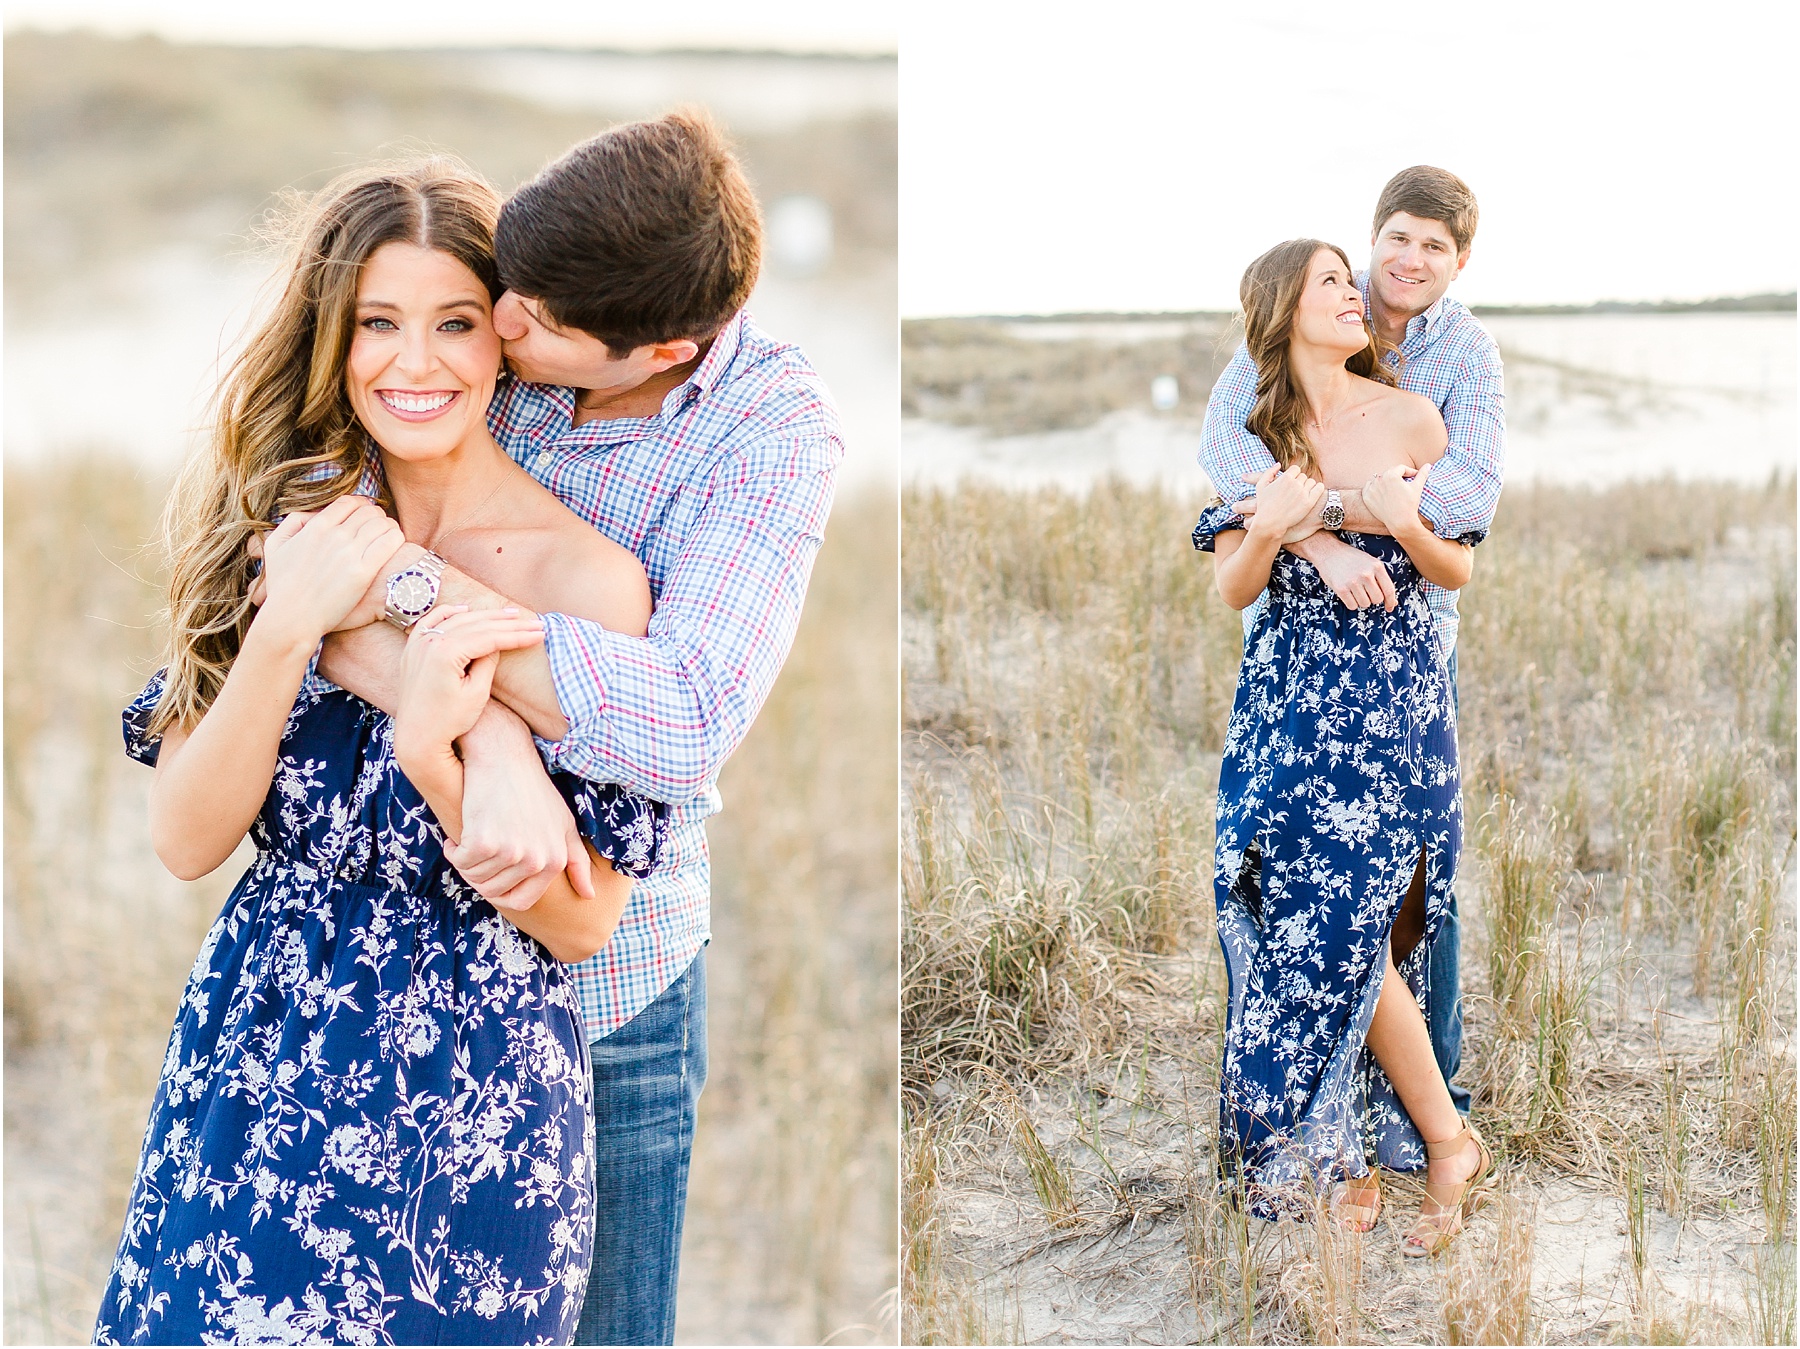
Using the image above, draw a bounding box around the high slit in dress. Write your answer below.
[1193,502,1465,1218]
[94,671,668,1345]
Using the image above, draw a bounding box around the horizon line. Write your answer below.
[902,292,1798,323]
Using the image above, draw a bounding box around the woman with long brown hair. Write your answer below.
[1192,239,1491,1255]
[95,160,665,1345]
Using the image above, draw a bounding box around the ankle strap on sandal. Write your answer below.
[1425,1123,1477,1159]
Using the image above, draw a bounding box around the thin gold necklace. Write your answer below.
[416,456,515,552]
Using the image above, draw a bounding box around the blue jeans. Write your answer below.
[574,950,708,1347]
[1433,650,1469,1115]
[1428,890,1470,1116]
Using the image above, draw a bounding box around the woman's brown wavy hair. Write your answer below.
[152,157,502,736]
[1239,239,1398,479]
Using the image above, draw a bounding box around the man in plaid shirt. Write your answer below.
[317,112,841,1345]
[1197,166,1503,1122]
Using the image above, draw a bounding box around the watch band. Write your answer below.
[382,550,447,631]
[1321,490,1346,531]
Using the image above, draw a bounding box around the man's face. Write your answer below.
[1368,212,1469,319]
[492,290,667,395]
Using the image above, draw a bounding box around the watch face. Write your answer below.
[389,572,434,615]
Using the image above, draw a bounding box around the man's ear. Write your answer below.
[645,338,700,371]
[1454,248,1471,278]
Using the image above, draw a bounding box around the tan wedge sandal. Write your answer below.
[1332,1171,1382,1233]
[1401,1122,1493,1257]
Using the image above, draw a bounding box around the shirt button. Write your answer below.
[533,451,552,469]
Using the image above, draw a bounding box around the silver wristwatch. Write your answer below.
[383,551,447,631]
[1320,490,1346,531]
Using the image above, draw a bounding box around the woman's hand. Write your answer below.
[1245,465,1325,539]
[393,605,546,770]
[1365,461,1472,590]
[1363,462,1431,537]
[149,495,399,881]
[256,496,404,644]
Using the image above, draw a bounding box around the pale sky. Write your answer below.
[12,2,1794,314]
[2,0,895,54]
[900,1,1797,314]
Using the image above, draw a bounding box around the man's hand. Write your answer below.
[448,701,597,912]
[1291,532,1399,612]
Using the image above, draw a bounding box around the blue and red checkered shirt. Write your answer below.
[497,311,841,1040]
[319,310,842,1041]
[1197,274,1505,652]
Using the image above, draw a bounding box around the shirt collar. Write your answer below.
[686,308,746,398]
[1410,293,1449,341]
[1356,271,1448,347]
[511,308,749,428]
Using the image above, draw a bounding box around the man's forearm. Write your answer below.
[320,542,570,740]
[317,624,541,832]
[311,544,591,905]
[317,622,404,714]
[1273,490,1384,556]
[1287,529,1364,568]
[1277,486,1436,541]
[432,566,567,739]
[1331,488,1388,535]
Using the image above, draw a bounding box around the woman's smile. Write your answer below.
[1289,247,1374,354]
[347,241,503,462]
[376,388,462,421]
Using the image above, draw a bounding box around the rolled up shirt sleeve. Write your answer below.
[298,641,338,700]
[1418,339,1505,544]
[534,439,838,805]
[1197,345,1275,503]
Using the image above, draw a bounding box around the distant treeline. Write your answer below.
[1469,293,1796,316]
[937,292,1796,326]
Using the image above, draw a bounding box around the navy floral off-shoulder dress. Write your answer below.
[1193,502,1468,1219]
[95,671,667,1346]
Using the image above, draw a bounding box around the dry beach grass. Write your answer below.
[901,474,1795,1344]
[2,463,898,1345]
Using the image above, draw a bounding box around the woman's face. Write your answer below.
[346,241,501,464]
[1290,247,1369,358]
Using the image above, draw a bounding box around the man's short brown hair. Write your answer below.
[495,108,763,353]
[1372,166,1479,254]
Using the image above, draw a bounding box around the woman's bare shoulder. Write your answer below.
[1371,385,1448,462]
[494,470,653,636]
[536,506,652,636]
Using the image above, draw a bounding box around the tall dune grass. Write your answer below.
[902,475,1796,1344]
